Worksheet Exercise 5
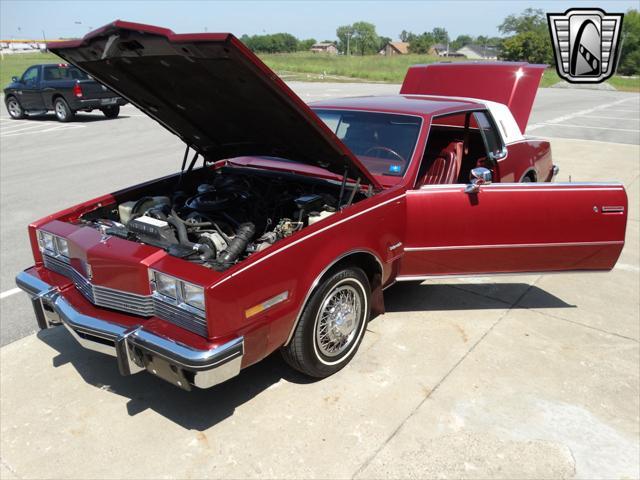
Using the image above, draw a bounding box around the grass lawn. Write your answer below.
[1,51,637,93]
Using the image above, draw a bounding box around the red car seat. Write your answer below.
[418,141,463,186]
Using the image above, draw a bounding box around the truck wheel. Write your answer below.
[101,105,120,119]
[282,267,370,378]
[5,96,25,119]
[54,97,74,122]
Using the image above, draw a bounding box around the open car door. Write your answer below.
[399,182,627,278]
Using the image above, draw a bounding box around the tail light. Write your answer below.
[73,82,83,98]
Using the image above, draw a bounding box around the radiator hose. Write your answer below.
[212,222,255,271]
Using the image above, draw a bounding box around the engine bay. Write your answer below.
[79,167,366,271]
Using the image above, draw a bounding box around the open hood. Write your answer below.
[49,21,380,188]
[400,62,546,134]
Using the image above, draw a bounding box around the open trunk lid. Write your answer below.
[48,20,380,188]
[400,62,546,133]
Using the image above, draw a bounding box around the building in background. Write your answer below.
[310,42,338,54]
[379,41,409,55]
[455,44,499,60]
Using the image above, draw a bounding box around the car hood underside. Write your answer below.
[48,20,380,188]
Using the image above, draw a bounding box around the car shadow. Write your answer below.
[37,327,315,431]
[383,281,575,312]
[20,113,128,122]
[36,281,573,431]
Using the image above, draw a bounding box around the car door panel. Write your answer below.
[399,183,627,277]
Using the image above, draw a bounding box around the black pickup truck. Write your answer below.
[4,63,127,122]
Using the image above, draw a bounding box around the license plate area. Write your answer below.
[100,98,117,105]
[143,354,191,390]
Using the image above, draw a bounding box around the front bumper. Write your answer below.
[16,270,243,391]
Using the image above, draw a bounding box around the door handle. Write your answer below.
[601,206,625,214]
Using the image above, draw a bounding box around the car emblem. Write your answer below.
[547,8,624,84]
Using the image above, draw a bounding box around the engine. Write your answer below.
[80,171,342,271]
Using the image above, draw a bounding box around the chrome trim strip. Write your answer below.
[396,270,612,282]
[403,241,624,252]
[284,249,384,346]
[15,270,243,390]
[414,181,624,191]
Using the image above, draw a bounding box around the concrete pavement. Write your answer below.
[1,135,638,478]
[1,84,638,346]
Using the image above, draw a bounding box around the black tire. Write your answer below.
[282,267,370,378]
[54,97,74,122]
[522,174,534,183]
[5,96,25,119]
[101,105,120,119]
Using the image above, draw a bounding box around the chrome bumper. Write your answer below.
[16,270,243,390]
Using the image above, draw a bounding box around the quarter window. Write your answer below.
[473,111,503,157]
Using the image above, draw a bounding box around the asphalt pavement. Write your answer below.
[0,83,638,478]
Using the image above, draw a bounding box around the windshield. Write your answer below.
[314,109,421,177]
[43,65,89,81]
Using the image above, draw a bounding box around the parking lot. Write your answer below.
[1,84,639,479]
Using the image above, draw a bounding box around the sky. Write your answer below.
[1,0,637,41]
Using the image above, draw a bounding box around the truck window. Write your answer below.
[43,65,89,81]
[21,66,40,84]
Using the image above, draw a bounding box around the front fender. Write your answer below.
[204,190,406,366]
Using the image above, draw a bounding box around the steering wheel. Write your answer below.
[363,146,405,164]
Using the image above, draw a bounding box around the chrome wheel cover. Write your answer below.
[315,284,362,357]
[55,101,66,119]
[7,99,21,117]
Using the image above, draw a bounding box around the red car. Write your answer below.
[16,22,628,390]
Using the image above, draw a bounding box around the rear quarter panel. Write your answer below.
[499,139,553,182]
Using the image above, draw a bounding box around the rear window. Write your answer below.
[43,65,89,81]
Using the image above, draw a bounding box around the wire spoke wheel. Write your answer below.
[315,284,362,357]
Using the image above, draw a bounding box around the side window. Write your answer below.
[21,66,40,84]
[473,111,503,158]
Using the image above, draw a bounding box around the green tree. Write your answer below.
[618,9,640,75]
[399,30,411,42]
[431,27,449,44]
[501,30,552,64]
[499,8,547,35]
[450,34,473,51]
[408,32,435,54]
[336,24,354,54]
[498,8,553,64]
[297,38,317,51]
[352,21,380,55]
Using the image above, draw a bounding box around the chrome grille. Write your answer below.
[152,297,208,337]
[43,254,208,337]
[43,254,152,317]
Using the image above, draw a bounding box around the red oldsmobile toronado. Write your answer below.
[16,21,628,390]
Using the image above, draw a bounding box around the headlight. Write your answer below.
[182,282,205,311]
[55,237,69,257]
[37,230,69,258]
[153,271,179,299]
[151,271,206,314]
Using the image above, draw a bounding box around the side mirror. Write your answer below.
[488,146,508,162]
[11,76,19,83]
[464,167,492,194]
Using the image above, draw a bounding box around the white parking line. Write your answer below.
[533,123,640,132]
[1,123,53,134]
[527,97,635,131]
[1,124,85,137]
[0,288,21,300]
[581,115,639,120]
